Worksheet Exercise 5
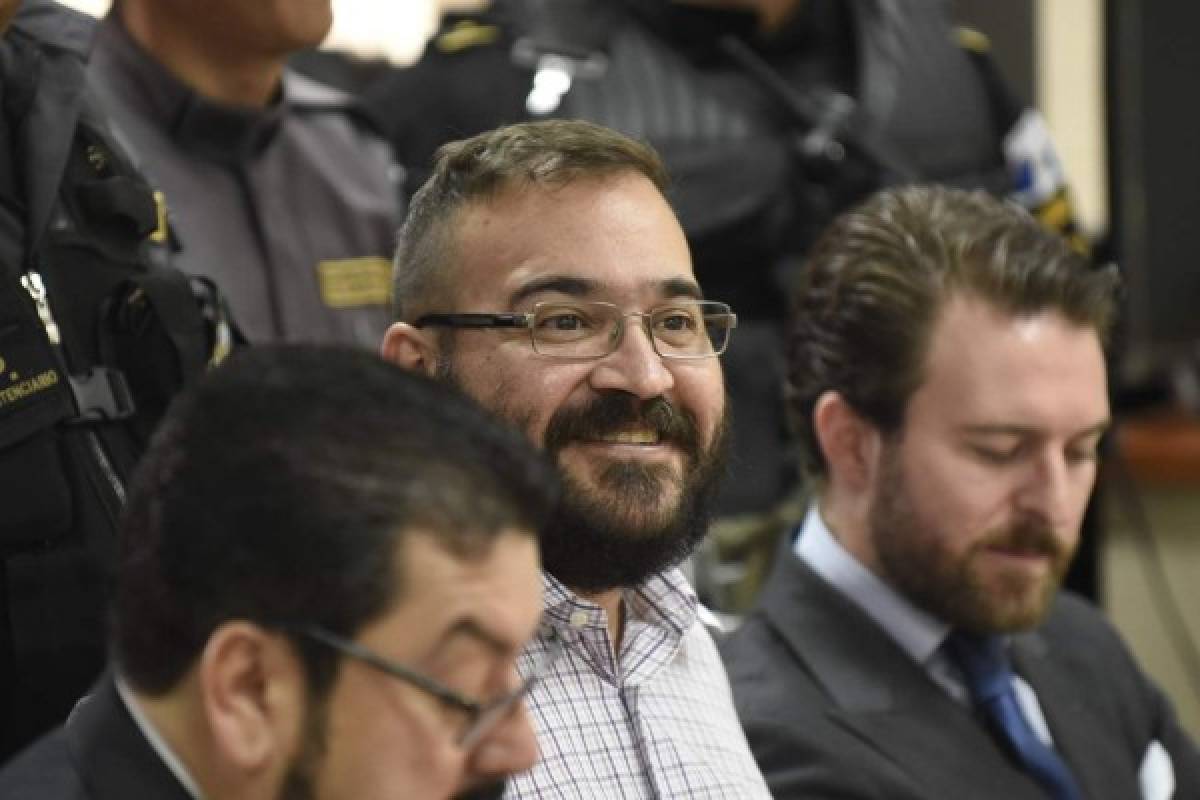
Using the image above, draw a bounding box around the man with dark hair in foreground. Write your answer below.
[0,344,561,800]
[722,185,1200,799]
[384,119,770,797]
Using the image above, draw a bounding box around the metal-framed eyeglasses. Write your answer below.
[294,625,563,748]
[414,300,737,360]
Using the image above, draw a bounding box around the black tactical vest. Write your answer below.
[0,3,219,756]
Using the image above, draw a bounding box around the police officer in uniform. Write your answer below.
[0,0,220,757]
[89,0,402,347]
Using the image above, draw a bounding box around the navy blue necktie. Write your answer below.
[943,631,1084,800]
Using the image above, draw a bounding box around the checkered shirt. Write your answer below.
[508,568,772,799]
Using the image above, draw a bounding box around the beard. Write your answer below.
[438,351,729,593]
[275,670,510,800]
[538,392,730,592]
[868,442,1074,634]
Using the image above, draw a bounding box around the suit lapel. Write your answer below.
[1013,626,1142,800]
[757,538,1050,798]
[64,674,194,799]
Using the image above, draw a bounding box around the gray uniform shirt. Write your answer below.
[87,15,400,346]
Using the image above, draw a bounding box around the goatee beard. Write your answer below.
[538,393,729,593]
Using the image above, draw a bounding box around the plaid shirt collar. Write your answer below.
[512,568,773,798]
[540,567,698,642]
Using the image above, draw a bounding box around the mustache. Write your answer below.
[978,520,1064,558]
[542,393,700,456]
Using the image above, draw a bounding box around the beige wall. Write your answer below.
[1036,0,1107,235]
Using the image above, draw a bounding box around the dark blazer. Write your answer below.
[721,535,1200,799]
[0,675,191,799]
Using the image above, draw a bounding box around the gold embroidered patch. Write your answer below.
[150,190,169,243]
[316,257,392,309]
[0,368,59,410]
[437,21,501,54]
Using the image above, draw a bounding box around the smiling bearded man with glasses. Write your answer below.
[384,119,770,798]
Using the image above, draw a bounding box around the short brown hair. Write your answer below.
[392,119,670,321]
[787,185,1119,478]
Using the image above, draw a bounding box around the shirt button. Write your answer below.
[569,610,590,628]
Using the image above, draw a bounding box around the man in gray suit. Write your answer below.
[722,185,1200,799]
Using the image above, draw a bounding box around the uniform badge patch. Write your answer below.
[316,257,392,309]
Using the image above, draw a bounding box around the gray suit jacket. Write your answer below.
[0,675,191,799]
[721,535,1200,799]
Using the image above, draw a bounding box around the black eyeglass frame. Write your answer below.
[292,625,562,747]
[414,300,738,360]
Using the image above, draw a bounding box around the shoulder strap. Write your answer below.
[97,267,212,443]
[716,34,917,183]
[954,27,1023,135]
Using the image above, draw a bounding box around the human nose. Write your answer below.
[588,314,675,399]
[1014,449,1082,528]
[461,688,539,789]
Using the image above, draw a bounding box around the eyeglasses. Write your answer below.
[415,300,737,360]
[294,625,563,748]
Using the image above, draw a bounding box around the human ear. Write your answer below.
[382,321,440,378]
[198,622,307,775]
[812,390,882,492]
